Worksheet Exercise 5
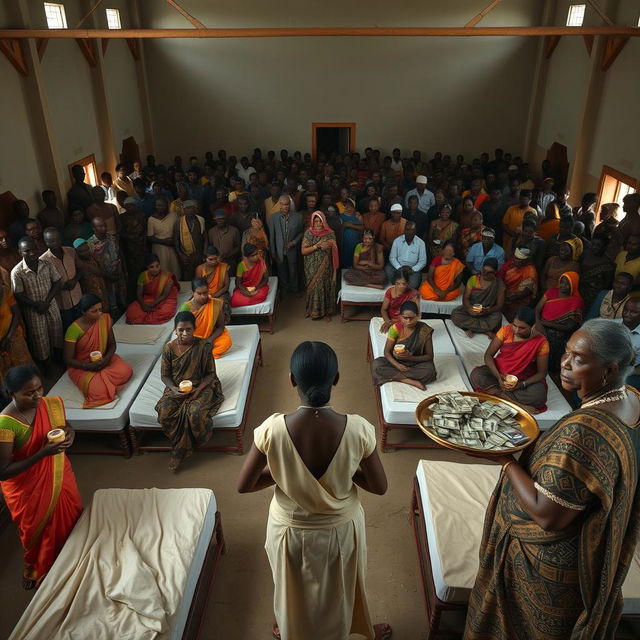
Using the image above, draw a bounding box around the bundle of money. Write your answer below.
[422,392,528,450]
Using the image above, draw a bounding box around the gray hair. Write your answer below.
[580,319,635,380]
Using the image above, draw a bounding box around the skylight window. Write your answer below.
[566,4,586,27]
[44,3,68,29]
[105,8,121,30]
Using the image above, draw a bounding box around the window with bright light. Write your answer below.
[566,4,586,27]
[597,166,638,222]
[105,8,121,30]
[44,3,67,29]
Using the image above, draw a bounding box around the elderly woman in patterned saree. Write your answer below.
[125,253,179,324]
[301,211,338,321]
[470,306,549,414]
[419,240,464,301]
[230,243,269,308]
[241,214,269,262]
[156,311,224,472]
[498,247,539,321]
[535,271,584,371]
[0,365,82,589]
[180,278,232,359]
[464,319,640,640]
[0,280,33,379]
[427,203,459,258]
[343,228,386,289]
[451,257,506,339]
[380,267,420,333]
[372,301,436,391]
[64,294,133,408]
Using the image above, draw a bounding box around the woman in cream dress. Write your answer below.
[238,341,391,640]
[146,196,181,276]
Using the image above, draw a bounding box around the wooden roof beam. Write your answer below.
[0,26,638,38]
[75,0,106,29]
[586,0,614,26]
[164,0,206,29]
[0,39,28,75]
[465,0,503,28]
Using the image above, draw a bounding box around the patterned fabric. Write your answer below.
[303,229,337,318]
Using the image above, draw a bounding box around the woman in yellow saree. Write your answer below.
[0,365,82,589]
[195,246,230,300]
[419,240,464,301]
[0,281,33,379]
[64,294,133,408]
[180,278,232,359]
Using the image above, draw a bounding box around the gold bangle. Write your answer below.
[502,460,516,473]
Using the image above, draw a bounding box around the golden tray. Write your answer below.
[415,391,540,455]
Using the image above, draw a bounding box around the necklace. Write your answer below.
[298,405,333,418]
[581,385,627,408]
[12,401,34,425]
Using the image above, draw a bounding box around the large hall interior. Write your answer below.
[0,1,640,639]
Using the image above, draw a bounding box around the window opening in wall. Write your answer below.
[105,8,121,29]
[44,3,68,29]
[68,154,98,188]
[597,166,638,222]
[566,4,586,27]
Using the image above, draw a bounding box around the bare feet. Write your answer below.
[272,623,281,639]
[168,455,183,473]
[374,622,393,639]
[465,330,475,338]
[22,577,36,590]
[399,378,425,390]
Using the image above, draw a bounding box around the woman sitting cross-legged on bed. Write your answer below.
[419,240,464,301]
[343,228,386,289]
[125,253,179,325]
[372,300,436,390]
[180,278,232,359]
[380,267,419,333]
[195,245,230,301]
[450,257,505,339]
[470,306,549,414]
[0,365,82,589]
[230,243,269,308]
[64,294,133,408]
[155,311,224,472]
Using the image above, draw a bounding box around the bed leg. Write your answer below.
[426,608,442,640]
[118,430,132,458]
[235,428,245,455]
[268,313,274,334]
[129,428,140,455]
[381,424,390,453]
[341,302,345,323]
[257,341,264,366]
[216,513,227,555]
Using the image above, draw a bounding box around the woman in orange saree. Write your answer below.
[180,278,232,359]
[0,365,82,589]
[195,246,230,300]
[125,254,179,324]
[64,294,133,408]
[498,247,539,320]
[230,243,269,307]
[0,281,33,379]
[419,240,464,301]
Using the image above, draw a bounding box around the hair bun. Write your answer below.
[306,385,330,408]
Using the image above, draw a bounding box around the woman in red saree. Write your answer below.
[380,267,419,333]
[419,240,464,301]
[230,243,269,307]
[64,294,133,408]
[125,254,179,324]
[0,365,82,589]
[535,271,584,371]
[471,306,549,414]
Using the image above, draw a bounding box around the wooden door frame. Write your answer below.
[596,164,638,216]
[68,153,98,186]
[311,122,356,161]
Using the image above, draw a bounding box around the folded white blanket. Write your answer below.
[113,324,168,345]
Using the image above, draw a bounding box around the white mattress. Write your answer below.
[415,461,640,612]
[47,345,157,431]
[130,355,253,431]
[444,320,572,430]
[420,293,463,316]
[222,324,260,362]
[228,276,278,315]
[9,488,217,640]
[338,274,389,303]
[369,317,455,357]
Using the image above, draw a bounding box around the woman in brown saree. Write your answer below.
[155,311,224,472]
[464,319,640,640]
[343,229,386,288]
[372,301,436,390]
[451,257,505,338]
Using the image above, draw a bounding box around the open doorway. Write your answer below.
[597,165,637,222]
[312,123,355,160]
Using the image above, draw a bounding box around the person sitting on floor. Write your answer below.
[195,246,230,301]
[64,294,133,408]
[372,300,436,391]
[385,221,426,289]
[419,240,463,302]
[230,243,269,308]
[380,267,420,332]
[180,278,232,359]
[155,311,224,472]
[125,254,179,325]
[498,246,538,321]
[451,257,505,339]
[470,306,549,414]
[586,271,633,320]
[343,229,386,289]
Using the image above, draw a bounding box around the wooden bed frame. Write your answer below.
[69,428,132,458]
[129,340,263,455]
[340,299,383,322]
[231,293,279,333]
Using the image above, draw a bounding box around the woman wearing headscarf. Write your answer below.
[301,211,339,321]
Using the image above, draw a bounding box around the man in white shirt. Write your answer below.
[390,148,403,173]
[236,157,257,184]
[404,175,435,214]
[615,297,640,389]
[385,221,427,289]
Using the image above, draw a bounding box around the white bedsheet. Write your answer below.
[9,488,216,640]
[369,317,455,357]
[444,320,572,430]
[47,345,157,431]
[228,276,278,315]
[338,274,389,303]
[223,324,260,362]
[129,356,250,430]
[420,293,462,316]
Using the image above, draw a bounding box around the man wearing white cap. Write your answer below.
[465,227,505,275]
[379,204,407,252]
[404,175,435,215]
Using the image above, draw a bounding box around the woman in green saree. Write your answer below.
[464,319,640,640]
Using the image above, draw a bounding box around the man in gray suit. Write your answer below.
[268,195,304,294]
